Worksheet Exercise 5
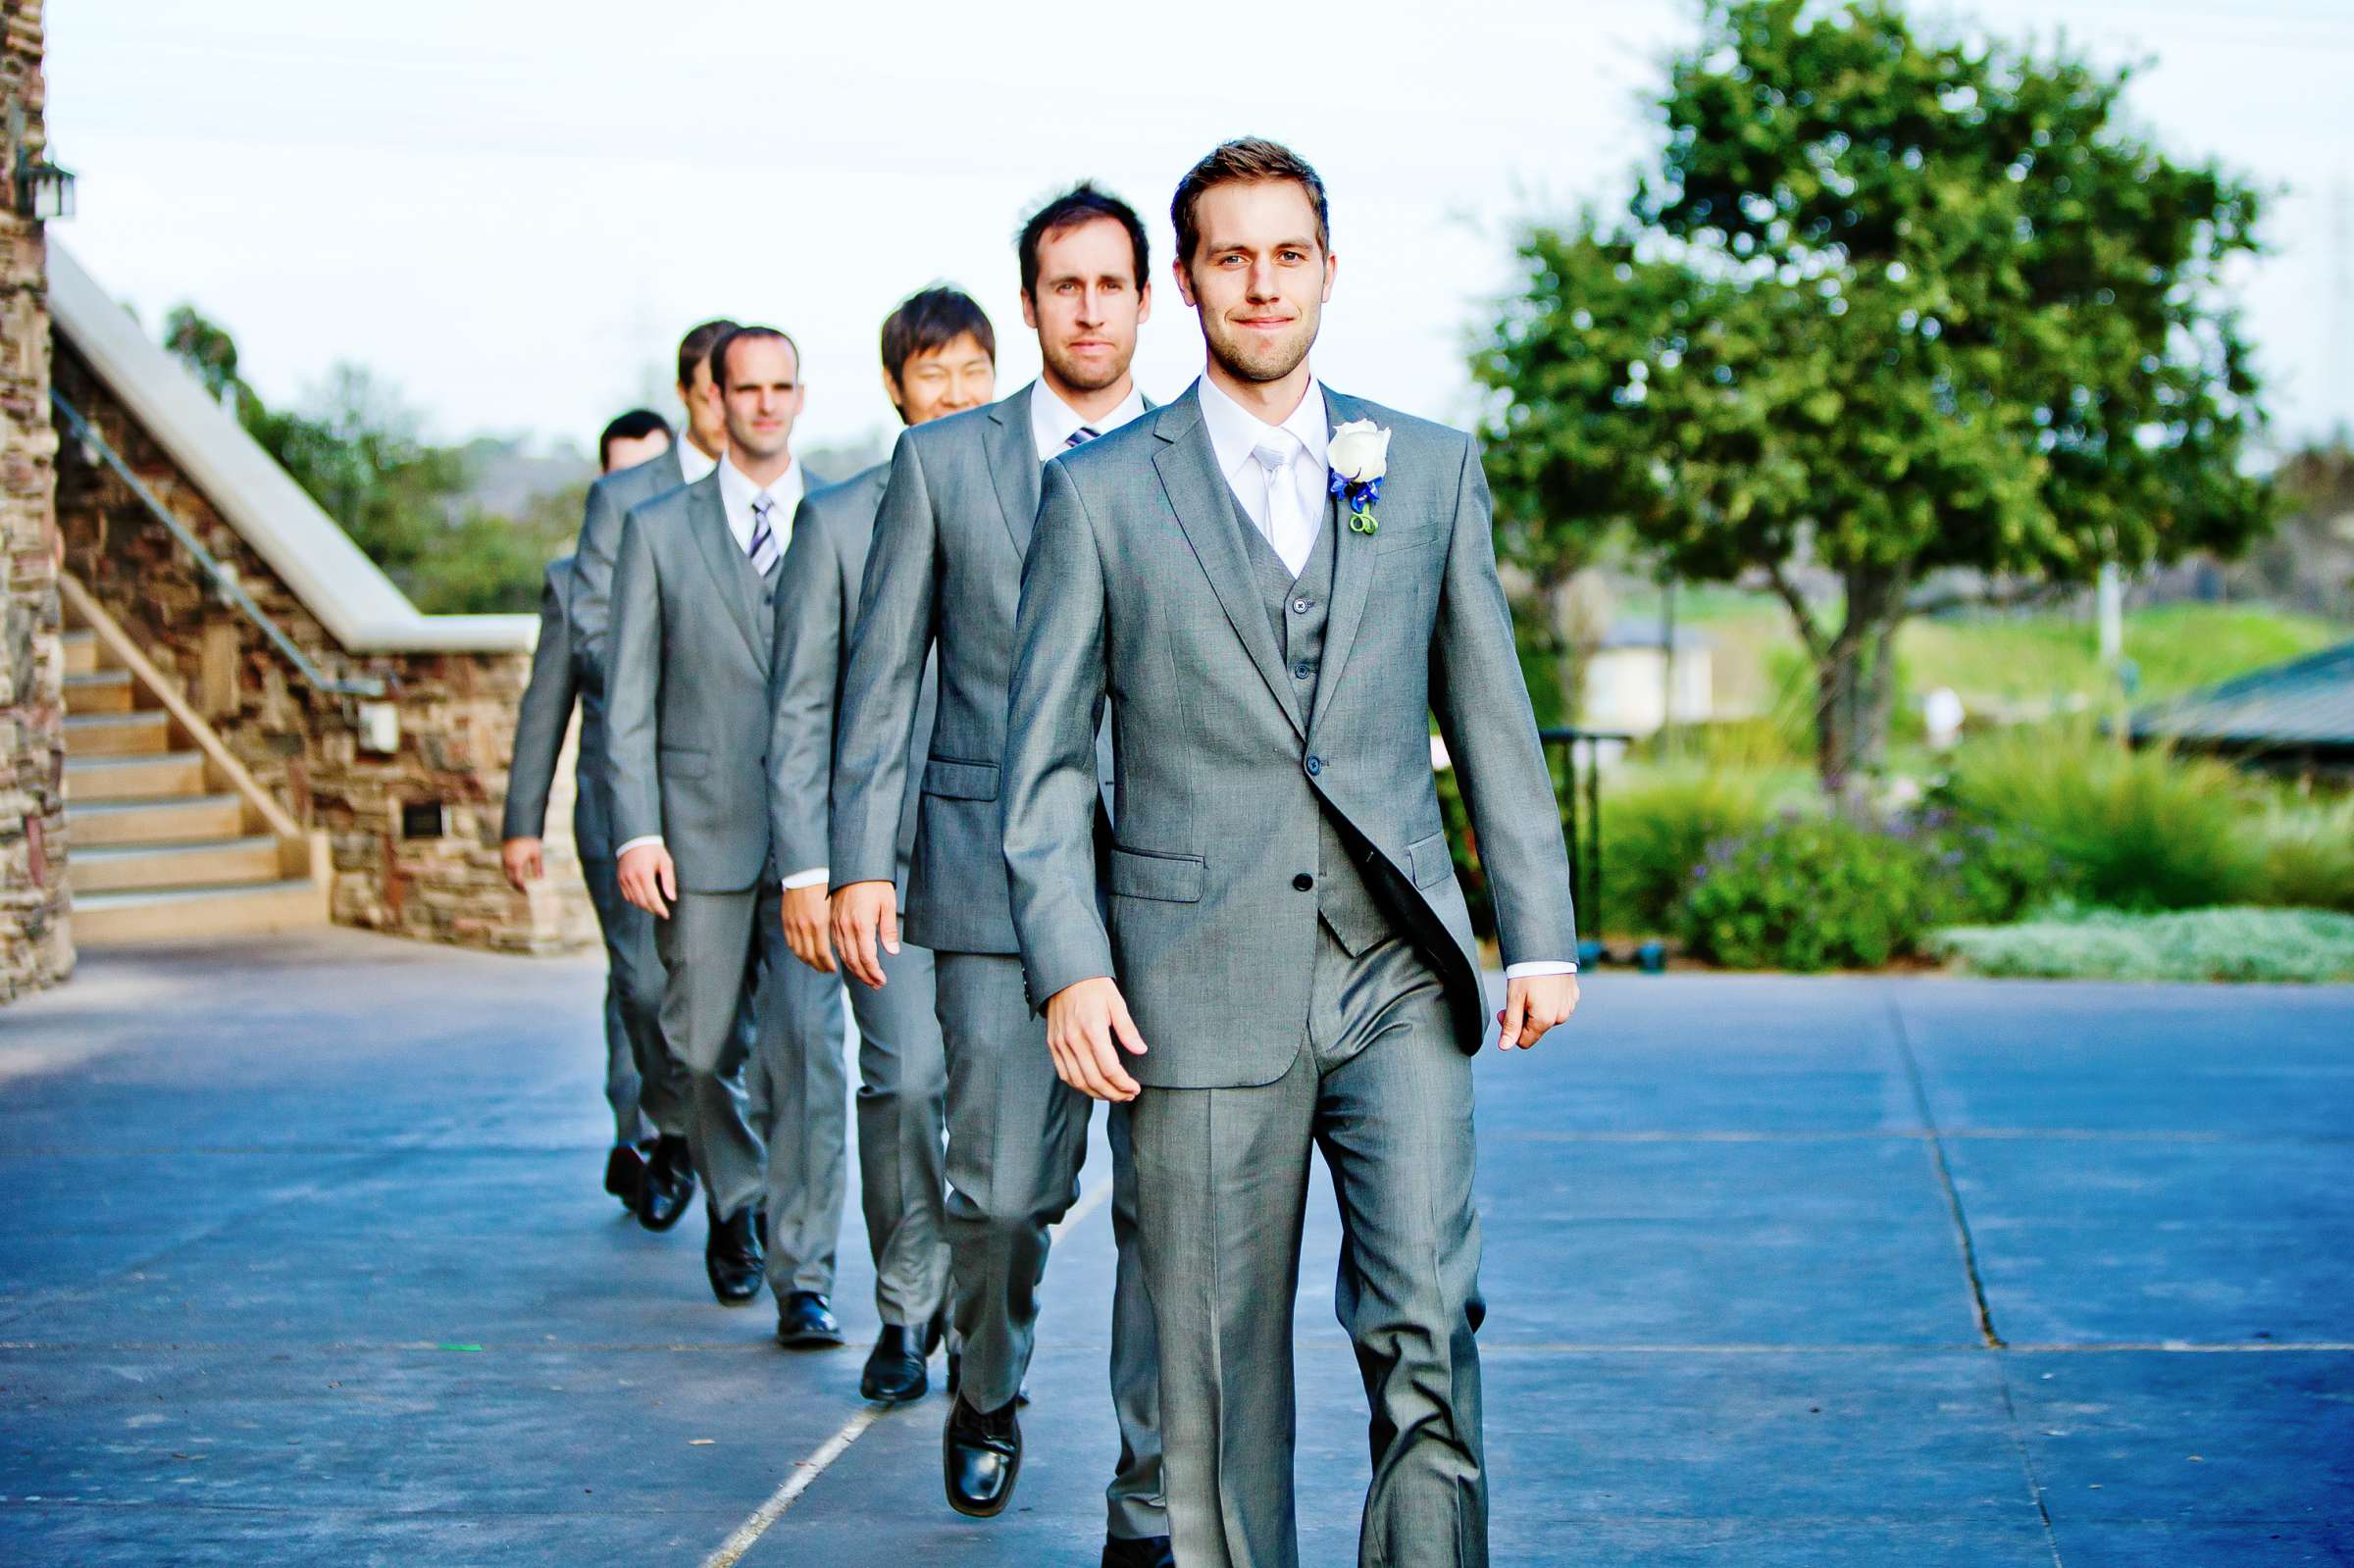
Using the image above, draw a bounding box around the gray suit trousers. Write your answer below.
[1130,927,1487,1568]
[934,951,1165,1541]
[581,853,686,1141]
[656,889,848,1299]
[846,938,949,1328]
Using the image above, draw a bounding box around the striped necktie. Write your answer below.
[747,492,781,577]
[1063,426,1100,449]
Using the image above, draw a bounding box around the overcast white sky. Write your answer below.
[45,0,2354,459]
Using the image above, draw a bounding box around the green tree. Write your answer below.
[163,307,558,614]
[1473,0,2275,806]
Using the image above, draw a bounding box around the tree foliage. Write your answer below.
[1472,0,2275,800]
[161,305,574,615]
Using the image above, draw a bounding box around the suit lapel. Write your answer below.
[1309,385,1377,740]
[686,479,768,672]
[983,385,1044,559]
[1151,389,1307,742]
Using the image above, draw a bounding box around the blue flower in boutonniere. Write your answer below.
[1327,419,1392,535]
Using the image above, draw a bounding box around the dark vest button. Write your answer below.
[1291,597,1311,614]
[1293,661,1314,680]
[1304,755,1322,777]
[1293,872,1314,891]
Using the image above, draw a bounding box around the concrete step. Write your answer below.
[68,794,246,847]
[64,630,99,677]
[68,835,281,896]
[64,710,170,758]
[64,751,208,802]
[73,879,325,943]
[64,669,133,715]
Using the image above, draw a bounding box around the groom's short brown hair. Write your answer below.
[1171,138,1330,266]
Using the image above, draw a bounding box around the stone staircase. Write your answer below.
[61,576,330,942]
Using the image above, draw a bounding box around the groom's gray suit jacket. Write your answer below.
[1002,384,1577,1087]
[831,382,1115,955]
[604,468,822,892]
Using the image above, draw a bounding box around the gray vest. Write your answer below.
[1232,487,1394,956]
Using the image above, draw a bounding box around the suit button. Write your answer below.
[1293,873,1314,891]
[1292,661,1314,680]
[1291,597,1311,614]
[1304,755,1322,777]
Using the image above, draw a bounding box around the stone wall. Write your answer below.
[53,341,594,954]
[0,0,69,1001]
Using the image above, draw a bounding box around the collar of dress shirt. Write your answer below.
[1197,372,1329,490]
[1029,378,1147,462]
[676,434,720,484]
[716,453,801,553]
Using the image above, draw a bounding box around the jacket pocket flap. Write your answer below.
[1109,846,1204,903]
[1406,831,1455,888]
[659,746,710,780]
[921,757,999,801]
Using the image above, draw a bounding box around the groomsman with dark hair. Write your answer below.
[828,190,1170,1564]
[563,318,740,1231]
[609,327,847,1318]
[598,408,673,475]
[769,285,996,1396]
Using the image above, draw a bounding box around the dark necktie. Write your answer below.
[747,492,781,577]
[1063,426,1100,449]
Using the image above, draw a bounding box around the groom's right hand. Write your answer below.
[1044,978,1146,1102]
[831,881,900,990]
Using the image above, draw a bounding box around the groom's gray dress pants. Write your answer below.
[1129,924,1488,1568]
[934,949,1165,1541]
[656,887,847,1298]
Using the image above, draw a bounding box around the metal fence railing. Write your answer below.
[1538,727,1630,965]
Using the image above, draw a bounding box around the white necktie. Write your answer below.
[1251,434,1314,579]
[747,492,781,577]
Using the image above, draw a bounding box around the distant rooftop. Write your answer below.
[2129,639,2354,760]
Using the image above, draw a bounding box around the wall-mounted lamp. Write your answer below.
[7,107,73,222]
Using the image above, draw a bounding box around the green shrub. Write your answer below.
[1677,813,1945,971]
[1933,905,2354,984]
[1936,726,2264,911]
[1607,768,1788,935]
[2254,793,2354,914]
[1895,808,2061,925]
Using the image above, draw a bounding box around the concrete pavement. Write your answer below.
[1,931,2348,1565]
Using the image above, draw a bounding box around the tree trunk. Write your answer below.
[1812,564,1910,818]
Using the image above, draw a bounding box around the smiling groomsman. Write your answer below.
[1002,139,1581,1568]
[607,326,846,1318]
[768,286,999,1395]
[827,189,1169,1563]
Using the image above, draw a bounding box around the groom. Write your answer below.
[1000,139,1580,1568]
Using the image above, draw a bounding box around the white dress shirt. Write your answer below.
[675,434,719,484]
[616,452,804,865]
[1195,375,1576,982]
[1031,379,1147,462]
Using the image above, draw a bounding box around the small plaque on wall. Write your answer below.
[400,801,446,840]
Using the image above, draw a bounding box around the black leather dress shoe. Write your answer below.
[704,1205,763,1306]
[858,1324,932,1401]
[943,1393,1021,1518]
[603,1141,648,1212]
[776,1291,844,1347]
[636,1134,696,1233]
[1100,1536,1176,1568]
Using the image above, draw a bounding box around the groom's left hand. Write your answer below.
[1498,973,1578,1051]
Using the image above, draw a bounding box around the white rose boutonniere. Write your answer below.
[1327,419,1392,534]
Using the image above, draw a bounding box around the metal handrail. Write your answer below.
[51,388,386,699]
[1538,726,1631,961]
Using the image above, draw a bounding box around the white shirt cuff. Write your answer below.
[780,866,829,890]
[1504,961,1578,978]
[614,835,664,859]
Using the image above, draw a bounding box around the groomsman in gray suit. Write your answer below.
[500,551,671,1214]
[564,319,740,1227]
[767,286,999,1402]
[1002,140,1581,1568]
[828,188,1169,1562]
[608,326,848,1323]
